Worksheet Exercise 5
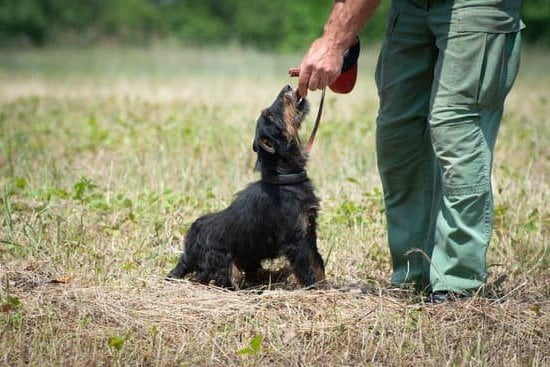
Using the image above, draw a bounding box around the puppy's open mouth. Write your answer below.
[294,92,307,112]
[283,87,310,120]
[284,89,307,112]
[297,95,307,111]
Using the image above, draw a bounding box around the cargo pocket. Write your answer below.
[431,120,489,193]
[476,31,521,108]
[447,7,523,108]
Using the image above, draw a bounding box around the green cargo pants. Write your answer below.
[375,0,523,293]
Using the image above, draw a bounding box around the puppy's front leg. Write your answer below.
[284,240,326,288]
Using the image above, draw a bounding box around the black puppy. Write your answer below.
[168,85,325,289]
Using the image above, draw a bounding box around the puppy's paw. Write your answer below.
[166,269,184,281]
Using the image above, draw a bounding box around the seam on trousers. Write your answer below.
[443,182,489,196]
[482,177,494,243]
[431,101,502,110]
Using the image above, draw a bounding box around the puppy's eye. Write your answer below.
[261,109,274,119]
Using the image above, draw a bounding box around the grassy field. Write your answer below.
[0,45,548,366]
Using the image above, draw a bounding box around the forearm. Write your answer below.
[296,0,381,95]
[322,0,382,52]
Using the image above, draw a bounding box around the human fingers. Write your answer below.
[308,70,321,91]
[317,72,329,91]
[298,64,311,97]
[327,68,341,86]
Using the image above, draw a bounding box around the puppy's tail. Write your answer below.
[167,254,189,279]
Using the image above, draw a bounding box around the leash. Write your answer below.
[289,37,361,154]
[260,88,325,185]
[303,87,326,155]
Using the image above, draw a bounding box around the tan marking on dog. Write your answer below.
[296,207,318,234]
[309,252,327,286]
[283,97,298,140]
[230,262,243,290]
[296,212,309,234]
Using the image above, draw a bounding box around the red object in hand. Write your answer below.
[289,38,360,94]
[288,68,300,77]
[328,62,358,94]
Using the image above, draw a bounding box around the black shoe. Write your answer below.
[427,291,467,304]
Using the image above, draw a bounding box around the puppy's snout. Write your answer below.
[281,85,296,104]
[283,91,294,103]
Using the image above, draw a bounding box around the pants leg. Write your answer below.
[375,5,437,289]
[427,7,522,293]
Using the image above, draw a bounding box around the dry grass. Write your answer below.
[0,45,548,366]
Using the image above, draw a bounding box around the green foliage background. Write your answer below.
[0,0,548,49]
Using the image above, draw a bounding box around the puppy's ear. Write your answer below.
[257,137,276,154]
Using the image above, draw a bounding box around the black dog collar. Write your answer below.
[261,171,308,185]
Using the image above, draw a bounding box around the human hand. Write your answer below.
[296,37,345,97]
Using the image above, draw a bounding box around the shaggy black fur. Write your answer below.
[167,85,325,289]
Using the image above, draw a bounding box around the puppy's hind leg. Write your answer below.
[197,249,236,289]
[167,253,189,279]
[167,220,202,279]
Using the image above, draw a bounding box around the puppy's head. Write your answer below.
[253,85,310,156]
